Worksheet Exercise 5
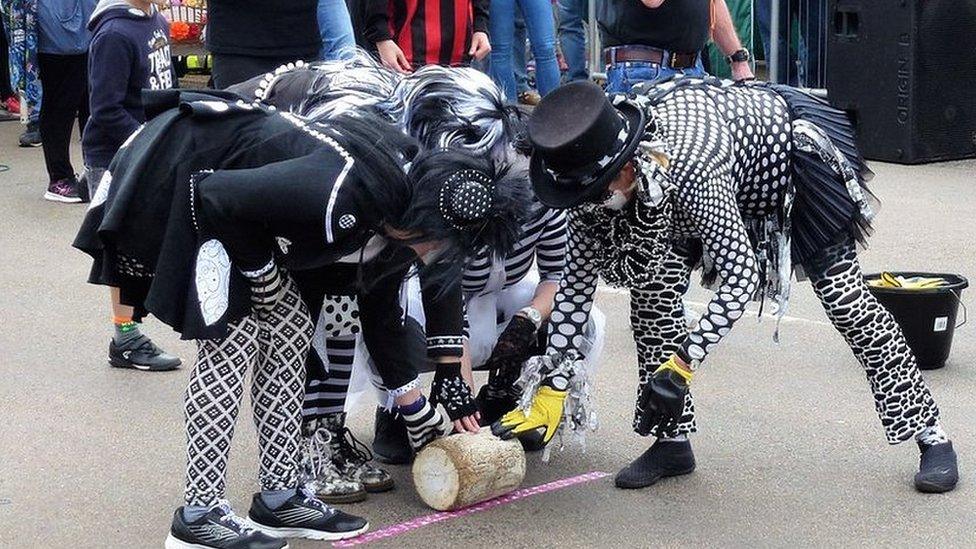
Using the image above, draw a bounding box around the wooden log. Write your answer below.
[412,429,526,511]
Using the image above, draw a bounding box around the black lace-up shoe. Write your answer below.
[372,407,413,465]
[614,438,696,489]
[109,335,182,371]
[247,487,369,541]
[165,503,286,549]
[321,413,394,492]
[915,441,959,493]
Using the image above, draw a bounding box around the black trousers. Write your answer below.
[211,54,306,89]
[38,53,89,182]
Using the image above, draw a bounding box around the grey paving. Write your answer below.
[1,120,974,548]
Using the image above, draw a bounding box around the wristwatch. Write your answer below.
[517,306,543,330]
[726,49,751,64]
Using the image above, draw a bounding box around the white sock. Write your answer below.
[916,423,949,447]
[658,434,688,443]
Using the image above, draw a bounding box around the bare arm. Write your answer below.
[710,0,754,80]
[526,281,558,320]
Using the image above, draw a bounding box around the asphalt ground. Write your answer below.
[1,119,975,548]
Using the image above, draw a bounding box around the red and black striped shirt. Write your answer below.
[362,0,489,68]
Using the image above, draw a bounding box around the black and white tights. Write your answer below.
[183,275,313,507]
[626,239,947,446]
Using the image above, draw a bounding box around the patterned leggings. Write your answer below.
[1,0,41,123]
[633,239,940,444]
[183,276,313,507]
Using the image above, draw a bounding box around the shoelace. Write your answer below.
[335,427,374,466]
[303,428,333,483]
[298,484,336,516]
[214,500,254,533]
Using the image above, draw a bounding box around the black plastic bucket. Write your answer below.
[865,272,968,370]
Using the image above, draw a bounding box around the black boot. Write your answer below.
[915,441,959,493]
[372,407,413,465]
[614,438,696,489]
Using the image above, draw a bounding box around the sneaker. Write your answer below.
[43,177,83,203]
[371,407,414,465]
[247,486,369,541]
[3,96,20,114]
[18,122,41,147]
[614,438,696,489]
[165,501,287,549]
[109,334,182,371]
[302,423,367,503]
[914,441,959,493]
[319,413,394,493]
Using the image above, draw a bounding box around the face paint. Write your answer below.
[602,189,631,210]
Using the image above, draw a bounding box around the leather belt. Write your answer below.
[603,45,699,70]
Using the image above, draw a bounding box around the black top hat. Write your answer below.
[528,80,645,209]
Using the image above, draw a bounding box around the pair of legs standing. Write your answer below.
[169,274,368,549]
[616,239,956,492]
[489,0,561,102]
[37,52,88,202]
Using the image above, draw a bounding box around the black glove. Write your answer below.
[636,366,690,436]
[476,382,522,426]
[429,362,479,421]
[488,315,538,371]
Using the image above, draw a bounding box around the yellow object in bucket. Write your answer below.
[868,272,949,290]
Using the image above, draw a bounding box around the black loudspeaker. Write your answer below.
[826,0,976,164]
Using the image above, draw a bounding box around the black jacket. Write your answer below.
[74,93,401,339]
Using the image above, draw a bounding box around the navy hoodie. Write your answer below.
[83,2,175,168]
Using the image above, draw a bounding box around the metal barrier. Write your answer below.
[763,0,828,88]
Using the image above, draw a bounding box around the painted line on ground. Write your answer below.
[596,287,831,327]
[332,471,611,547]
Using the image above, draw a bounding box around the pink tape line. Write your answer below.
[332,471,610,547]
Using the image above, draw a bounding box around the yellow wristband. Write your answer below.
[654,356,693,384]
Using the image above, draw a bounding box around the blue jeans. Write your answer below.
[489,0,560,102]
[604,59,706,94]
[318,0,355,61]
[557,0,588,82]
[513,7,529,93]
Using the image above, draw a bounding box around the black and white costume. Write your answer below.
[74,91,529,512]
[523,78,952,465]
[229,57,544,415]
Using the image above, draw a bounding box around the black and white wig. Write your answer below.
[235,50,404,122]
[399,149,532,282]
[316,112,530,285]
[398,66,523,161]
[299,51,404,122]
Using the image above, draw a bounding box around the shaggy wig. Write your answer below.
[396,148,532,284]
[299,51,404,122]
[398,66,523,160]
[314,113,531,288]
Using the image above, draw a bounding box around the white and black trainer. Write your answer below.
[247,486,369,541]
[165,501,287,549]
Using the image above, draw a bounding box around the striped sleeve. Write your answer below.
[535,209,568,282]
